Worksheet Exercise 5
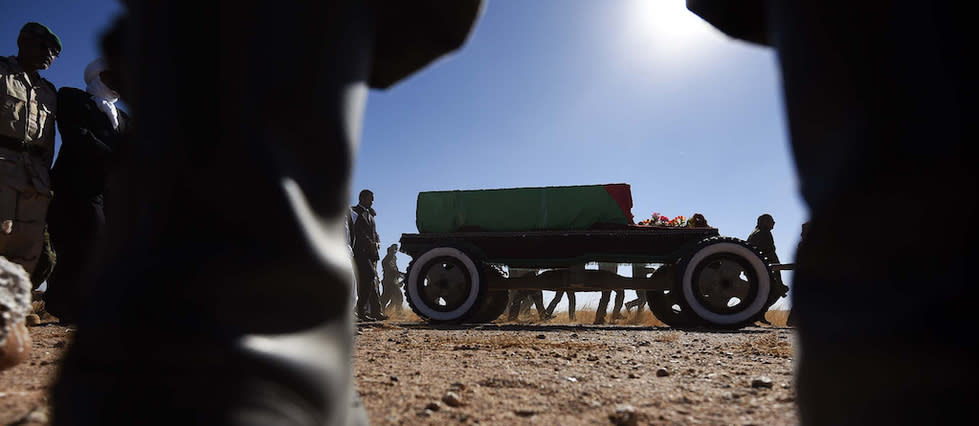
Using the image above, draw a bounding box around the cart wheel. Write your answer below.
[675,237,772,328]
[646,265,703,328]
[465,291,509,323]
[405,247,484,323]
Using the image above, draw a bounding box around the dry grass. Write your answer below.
[501,308,668,326]
[735,331,794,358]
[764,309,791,327]
[380,307,423,323]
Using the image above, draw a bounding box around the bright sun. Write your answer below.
[623,0,718,56]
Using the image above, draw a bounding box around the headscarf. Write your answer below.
[83,58,120,129]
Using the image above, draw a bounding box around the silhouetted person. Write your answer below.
[350,189,385,321]
[593,262,624,324]
[44,58,131,324]
[379,243,404,314]
[544,290,575,320]
[624,264,654,319]
[747,214,779,264]
[51,3,483,425]
[747,213,780,325]
[506,269,547,321]
[688,2,973,424]
[0,22,60,278]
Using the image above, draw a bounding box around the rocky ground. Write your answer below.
[354,321,798,425]
[1,314,798,425]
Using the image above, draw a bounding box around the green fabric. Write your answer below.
[416,184,630,233]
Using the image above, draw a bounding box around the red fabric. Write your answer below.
[604,183,635,224]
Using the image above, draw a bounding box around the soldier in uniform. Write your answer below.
[379,243,404,314]
[0,22,60,279]
[747,214,779,264]
[350,189,386,321]
[746,214,780,325]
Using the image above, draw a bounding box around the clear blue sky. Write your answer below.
[4,1,807,311]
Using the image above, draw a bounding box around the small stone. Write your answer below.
[25,314,41,326]
[442,391,464,407]
[449,382,465,391]
[24,408,49,424]
[514,408,537,417]
[565,376,578,382]
[656,368,670,377]
[628,373,640,379]
[536,334,546,339]
[419,409,433,417]
[53,340,67,348]
[425,402,442,411]
[389,376,399,382]
[609,404,638,426]
[751,376,774,389]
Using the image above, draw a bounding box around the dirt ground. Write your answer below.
[1,313,798,425]
[354,320,797,425]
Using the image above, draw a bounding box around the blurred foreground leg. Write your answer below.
[52,2,482,425]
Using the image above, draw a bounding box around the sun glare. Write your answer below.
[623,0,718,57]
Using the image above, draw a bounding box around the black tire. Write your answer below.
[645,265,704,328]
[674,237,774,329]
[404,247,486,323]
[465,291,510,323]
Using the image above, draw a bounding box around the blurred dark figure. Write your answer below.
[785,221,809,327]
[51,2,482,425]
[350,189,385,321]
[688,1,974,424]
[0,22,60,279]
[379,243,404,314]
[44,58,131,324]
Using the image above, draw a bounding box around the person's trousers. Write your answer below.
[507,290,544,321]
[765,2,976,424]
[379,278,403,312]
[353,257,381,317]
[0,149,51,277]
[51,2,375,424]
[595,290,624,322]
[44,196,105,323]
[545,290,575,320]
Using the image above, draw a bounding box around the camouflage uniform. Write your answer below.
[0,55,56,277]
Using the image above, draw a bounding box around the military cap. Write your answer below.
[19,22,62,53]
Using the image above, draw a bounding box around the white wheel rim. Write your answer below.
[407,247,481,321]
[681,242,770,325]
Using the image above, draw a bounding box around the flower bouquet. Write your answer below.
[637,212,688,227]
